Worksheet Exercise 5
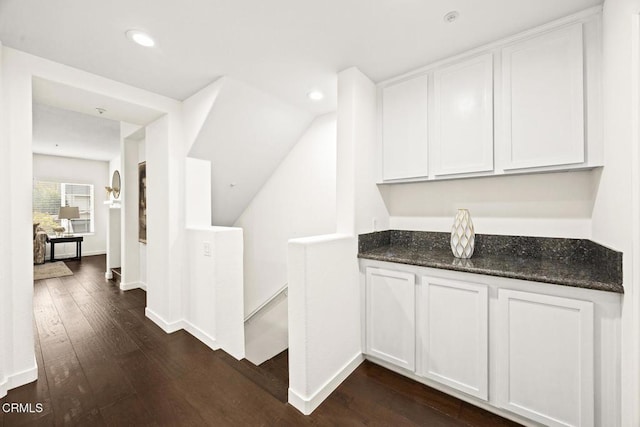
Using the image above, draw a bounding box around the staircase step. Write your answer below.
[111,267,122,283]
[215,349,288,403]
[260,350,289,385]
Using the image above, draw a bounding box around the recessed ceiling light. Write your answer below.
[444,11,459,24]
[307,90,324,101]
[126,30,155,47]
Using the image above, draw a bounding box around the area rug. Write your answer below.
[34,261,73,281]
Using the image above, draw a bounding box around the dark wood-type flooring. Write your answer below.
[1,255,521,426]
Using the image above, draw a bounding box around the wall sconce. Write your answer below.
[112,170,121,199]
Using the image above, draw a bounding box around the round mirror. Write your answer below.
[112,170,121,199]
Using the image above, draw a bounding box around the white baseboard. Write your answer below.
[139,282,147,291]
[0,376,7,399]
[144,307,183,333]
[183,320,219,351]
[9,364,38,389]
[50,250,106,260]
[1,362,38,398]
[104,271,113,280]
[82,250,107,257]
[144,310,222,356]
[288,353,364,415]
[120,281,143,291]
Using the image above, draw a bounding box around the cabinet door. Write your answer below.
[382,75,429,180]
[432,54,494,176]
[417,277,488,400]
[496,289,594,427]
[365,268,415,370]
[502,23,584,170]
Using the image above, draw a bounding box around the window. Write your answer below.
[33,181,95,234]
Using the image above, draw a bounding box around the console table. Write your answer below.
[49,236,83,262]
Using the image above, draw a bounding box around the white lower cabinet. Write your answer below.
[362,262,617,426]
[417,277,488,400]
[365,267,415,370]
[496,289,595,427]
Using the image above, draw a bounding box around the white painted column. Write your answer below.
[595,2,640,426]
[2,47,38,392]
[336,67,389,235]
[631,12,640,427]
[120,128,140,290]
[145,114,186,330]
[105,156,122,279]
[0,42,9,399]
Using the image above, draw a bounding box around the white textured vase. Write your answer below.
[451,209,475,259]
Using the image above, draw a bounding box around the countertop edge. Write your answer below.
[358,253,625,294]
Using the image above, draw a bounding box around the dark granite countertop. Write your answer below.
[358,231,624,294]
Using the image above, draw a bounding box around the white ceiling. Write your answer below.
[32,77,165,126]
[32,103,121,161]
[0,0,602,116]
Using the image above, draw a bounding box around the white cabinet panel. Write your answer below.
[382,75,429,180]
[432,54,494,176]
[502,23,585,170]
[496,289,594,427]
[417,277,488,400]
[365,268,415,370]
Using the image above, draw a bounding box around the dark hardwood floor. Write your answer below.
[1,255,521,426]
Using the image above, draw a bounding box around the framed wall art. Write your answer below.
[139,161,147,244]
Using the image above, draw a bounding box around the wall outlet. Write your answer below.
[203,241,211,257]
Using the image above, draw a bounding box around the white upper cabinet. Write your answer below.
[432,54,494,176]
[381,74,429,181]
[501,23,585,170]
[378,9,601,183]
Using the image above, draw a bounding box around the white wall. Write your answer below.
[187,76,314,226]
[0,46,181,397]
[185,158,212,228]
[287,67,385,414]
[181,82,246,360]
[185,227,245,360]
[594,0,640,425]
[336,69,390,235]
[0,41,8,398]
[288,234,362,414]
[235,113,337,315]
[32,154,109,257]
[385,170,598,238]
